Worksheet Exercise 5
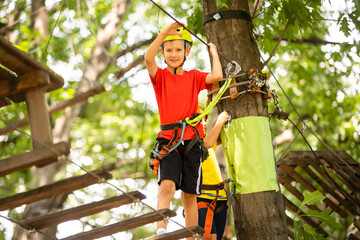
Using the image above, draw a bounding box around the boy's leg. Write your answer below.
[181,191,198,240]
[197,198,218,240]
[214,200,228,240]
[156,137,182,232]
[178,139,202,239]
[157,179,176,230]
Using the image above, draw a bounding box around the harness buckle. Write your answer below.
[148,142,159,170]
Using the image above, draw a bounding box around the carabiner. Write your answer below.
[225,112,232,130]
[225,61,241,78]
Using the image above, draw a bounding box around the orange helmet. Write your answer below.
[197,105,204,114]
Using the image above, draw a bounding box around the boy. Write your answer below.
[144,22,223,238]
[198,107,230,240]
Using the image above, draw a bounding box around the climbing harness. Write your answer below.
[201,178,235,199]
[148,120,186,175]
[149,113,209,175]
[198,178,235,240]
[197,199,217,240]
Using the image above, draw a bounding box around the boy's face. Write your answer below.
[161,40,190,68]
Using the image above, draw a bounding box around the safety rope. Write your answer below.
[186,77,232,127]
[186,61,242,127]
[0,214,58,240]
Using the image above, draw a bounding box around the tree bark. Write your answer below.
[31,0,49,48]
[201,0,288,239]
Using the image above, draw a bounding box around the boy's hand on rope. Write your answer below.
[206,43,218,56]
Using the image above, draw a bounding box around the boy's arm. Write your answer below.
[205,43,223,84]
[145,22,183,80]
[144,33,165,80]
[204,111,230,148]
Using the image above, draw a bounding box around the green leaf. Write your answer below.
[294,218,305,240]
[339,17,351,37]
[299,190,325,210]
[303,224,326,240]
[306,209,342,230]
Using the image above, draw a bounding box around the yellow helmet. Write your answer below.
[163,26,192,46]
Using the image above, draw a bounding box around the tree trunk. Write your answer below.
[31,0,49,45]
[201,0,288,239]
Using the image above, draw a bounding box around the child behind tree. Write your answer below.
[198,108,230,240]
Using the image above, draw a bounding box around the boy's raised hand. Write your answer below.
[206,43,218,56]
[145,21,187,80]
[161,22,186,38]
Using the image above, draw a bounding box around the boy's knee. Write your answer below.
[159,180,175,195]
[181,192,197,202]
[182,192,196,197]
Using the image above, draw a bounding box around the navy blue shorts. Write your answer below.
[197,198,228,240]
[157,137,203,194]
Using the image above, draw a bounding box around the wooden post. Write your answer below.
[24,71,53,150]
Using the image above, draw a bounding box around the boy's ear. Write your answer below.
[160,49,165,58]
[185,46,191,56]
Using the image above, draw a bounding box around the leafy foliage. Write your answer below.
[294,191,342,240]
[0,0,359,239]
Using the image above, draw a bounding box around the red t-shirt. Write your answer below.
[151,68,212,140]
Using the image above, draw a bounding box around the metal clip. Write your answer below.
[225,112,232,130]
[225,61,241,78]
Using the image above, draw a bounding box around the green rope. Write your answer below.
[186,76,232,126]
